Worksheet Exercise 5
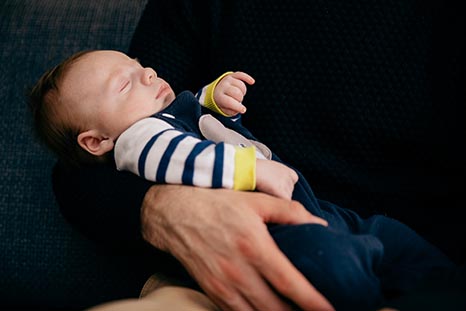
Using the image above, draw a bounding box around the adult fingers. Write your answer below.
[212,256,293,311]
[186,253,289,311]
[225,219,334,310]
[258,236,335,311]
[247,192,328,227]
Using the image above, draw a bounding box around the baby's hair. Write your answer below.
[28,50,106,167]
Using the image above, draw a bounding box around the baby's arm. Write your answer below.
[197,72,298,199]
[211,72,299,199]
[115,118,297,199]
[114,118,256,191]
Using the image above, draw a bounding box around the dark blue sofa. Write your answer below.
[0,1,148,309]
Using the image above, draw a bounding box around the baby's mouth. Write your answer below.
[155,83,168,99]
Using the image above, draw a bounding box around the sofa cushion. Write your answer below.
[0,0,148,309]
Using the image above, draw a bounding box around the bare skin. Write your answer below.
[141,185,333,311]
[256,159,299,200]
[86,286,220,311]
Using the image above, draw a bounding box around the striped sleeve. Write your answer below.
[114,118,256,190]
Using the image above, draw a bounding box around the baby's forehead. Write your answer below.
[62,50,132,98]
[82,50,129,64]
[74,51,130,78]
[60,59,102,99]
[68,52,115,78]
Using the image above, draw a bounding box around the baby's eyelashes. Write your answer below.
[119,80,130,92]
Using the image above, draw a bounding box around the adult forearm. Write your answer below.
[140,185,187,252]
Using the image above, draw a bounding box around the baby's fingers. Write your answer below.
[229,71,255,86]
[217,93,247,115]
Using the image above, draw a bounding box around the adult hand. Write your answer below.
[141,185,333,311]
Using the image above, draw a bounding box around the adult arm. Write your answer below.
[140,185,333,311]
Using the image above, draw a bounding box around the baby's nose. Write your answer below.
[143,68,157,84]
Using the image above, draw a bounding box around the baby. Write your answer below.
[29,50,454,311]
[31,50,297,200]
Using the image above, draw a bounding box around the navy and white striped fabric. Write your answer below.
[114,91,237,189]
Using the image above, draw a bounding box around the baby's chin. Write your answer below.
[161,91,176,109]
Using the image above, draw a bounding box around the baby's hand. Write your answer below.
[214,71,255,116]
[255,159,298,200]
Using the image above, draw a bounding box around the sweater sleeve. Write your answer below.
[115,117,256,191]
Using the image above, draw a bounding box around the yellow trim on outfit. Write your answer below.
[233,145,256,190]
[203,71,257,190]
[203,71,234,116]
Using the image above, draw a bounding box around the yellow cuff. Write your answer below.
[233,146,256,191]
[203,71,234,117]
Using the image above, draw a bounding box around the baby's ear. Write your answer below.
[77,130,114,156]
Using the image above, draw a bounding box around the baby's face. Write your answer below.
[61,50,175,140]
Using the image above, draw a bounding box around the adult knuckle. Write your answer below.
[203,275,232,299]
[287,200,303,212]
[218,257,246,285]
[235,234,261,262]
[272,273,294,295]
[204,278,247,311]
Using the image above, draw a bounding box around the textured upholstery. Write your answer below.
[0,1,147,309]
